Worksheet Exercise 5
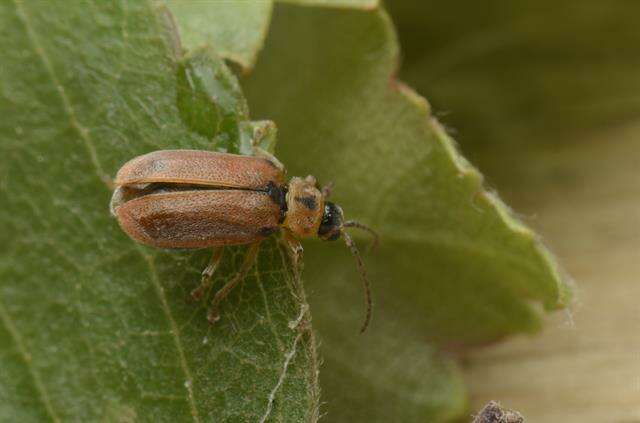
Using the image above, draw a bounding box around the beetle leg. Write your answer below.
[282,230,304,268]
[191,247,224,301]
[208,242,261,324]
[252,145,285,172]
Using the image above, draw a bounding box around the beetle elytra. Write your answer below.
[110,149,377,332]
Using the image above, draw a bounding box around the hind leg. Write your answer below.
[207,242,261,324]
[191,247,224,301]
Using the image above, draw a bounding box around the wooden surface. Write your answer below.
[463,123,640,422]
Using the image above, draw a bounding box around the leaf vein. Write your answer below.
[12,0,111,188]
[259,331,303,423]
[254,257,285,352]
[0,301,61,423]
[135,245,201,422]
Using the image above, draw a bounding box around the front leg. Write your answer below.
[282,230,303,268]
[208,242,261,324]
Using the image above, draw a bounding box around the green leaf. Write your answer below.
[244,0,569,348]
[175,47,277,156]
[383,3,640,420]
[169,1,571,420]
[166,0,273,71]
[176,48,249,150]
[169,2,470,420]
[0,1,318,421]
[239,3,570,420]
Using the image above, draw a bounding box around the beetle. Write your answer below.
[110,149,377,332]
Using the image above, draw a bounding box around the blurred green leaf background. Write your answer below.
[387,1,640,421]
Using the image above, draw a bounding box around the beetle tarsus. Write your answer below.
[191,247,224,302]
[207,310,221,324]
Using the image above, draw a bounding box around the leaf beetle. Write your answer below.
[110,149,378,332]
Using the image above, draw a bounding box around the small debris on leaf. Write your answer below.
[472,401,524,423]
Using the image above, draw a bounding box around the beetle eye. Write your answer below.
[318,202,343,241]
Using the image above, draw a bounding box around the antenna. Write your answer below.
[341,230,372,333]
[343,220,379,251]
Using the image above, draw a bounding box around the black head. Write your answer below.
[318,201,344,241]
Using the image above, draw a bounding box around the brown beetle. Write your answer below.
[110,150,377,332]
